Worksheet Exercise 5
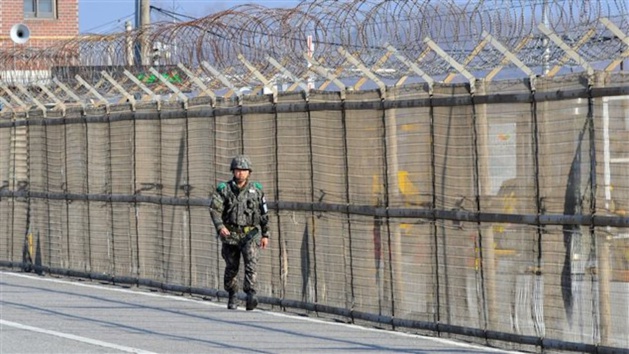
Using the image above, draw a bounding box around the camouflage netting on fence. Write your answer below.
[2,72,629,352]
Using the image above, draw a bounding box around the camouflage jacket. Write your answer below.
[209,179,269,244]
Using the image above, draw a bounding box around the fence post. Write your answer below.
[473,81,498,330]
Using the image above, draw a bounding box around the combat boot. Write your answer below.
[246,292,258,311]
[227,291,238,310]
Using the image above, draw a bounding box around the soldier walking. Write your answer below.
[209,155,270,310]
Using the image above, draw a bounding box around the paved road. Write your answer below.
[1,270,521,354]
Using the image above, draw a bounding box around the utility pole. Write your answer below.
[542,0,549,76]
[135,0,151,65]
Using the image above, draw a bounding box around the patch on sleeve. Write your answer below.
[217,182,227,191]
[262,196,268,213]
[253,182,263,190]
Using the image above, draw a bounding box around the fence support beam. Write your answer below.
[547,27,596,77]
[101,71,136,109]
[305,54,346,100]
[238,54,278,103]
[351,50,392,91]
[149,67,188,108]
[177,63,216,107]
[444,37,488,83]
[267,56,309,94]
[386,44,434,94]
[123,70,160,107]
[0,95,14,112]
[338,47,387,98]
[600,18,629,72]
[305,56,344,92]
[15,84,47,116]
[53,78,86,111]
[538,23,594,78]
[395,47,431,87]
[201,61,241,103]
[482,32,535,86]
[485,36,532,81]
[424,37,476,93]
[0,84,27,111]
[75,75,110,112]
[37,83,66,114]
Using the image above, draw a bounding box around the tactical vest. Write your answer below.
[223,182,262,228]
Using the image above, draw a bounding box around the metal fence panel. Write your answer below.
[2,72,629,352]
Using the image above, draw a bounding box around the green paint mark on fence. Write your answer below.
[137,72,183,84]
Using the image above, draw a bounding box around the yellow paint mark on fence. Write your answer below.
[399,124,419,132]
[398,170,419,199]
[27,232,34,259]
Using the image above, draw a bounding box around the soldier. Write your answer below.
[209,155,270,310]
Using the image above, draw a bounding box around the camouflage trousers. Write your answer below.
[221,236,260,295]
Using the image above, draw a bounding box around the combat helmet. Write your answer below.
[230,155,253,171]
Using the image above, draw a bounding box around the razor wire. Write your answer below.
[1,0,629,107]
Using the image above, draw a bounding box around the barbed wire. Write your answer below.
[1,0,629,100]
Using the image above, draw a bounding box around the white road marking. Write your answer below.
[2,271,521,353]
[0,319,158,354]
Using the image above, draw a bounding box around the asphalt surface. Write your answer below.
[0,270,522,354]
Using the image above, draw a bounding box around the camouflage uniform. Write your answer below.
[209,156,269,310]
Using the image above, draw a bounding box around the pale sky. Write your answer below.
[79,0,301,34]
